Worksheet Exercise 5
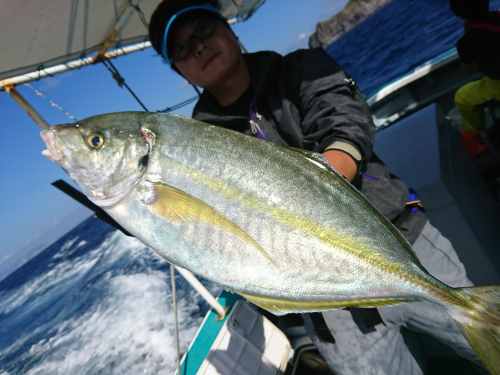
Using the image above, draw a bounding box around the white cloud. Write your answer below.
[298,33,309,41]
[18,258,28,267]
[53,217,61,226]
[37,77,62,92]
[178,80,190,90]
[0,252,14,266]
[24,232,43,246]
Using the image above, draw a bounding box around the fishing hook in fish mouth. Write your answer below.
[140,123,155,145]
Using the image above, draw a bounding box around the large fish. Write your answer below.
[41,112,500,373]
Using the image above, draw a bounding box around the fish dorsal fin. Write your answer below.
[239,292,413,315]
[283,147,424,267]
[143,182,276,267]
[284,146,339,174]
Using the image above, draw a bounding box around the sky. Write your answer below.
[0,0,351,281]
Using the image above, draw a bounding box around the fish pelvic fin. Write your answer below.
[448,285,500,375]
[239,292,413,316]
[146,182,277,267]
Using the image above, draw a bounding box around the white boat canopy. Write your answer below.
[0,0,266,82]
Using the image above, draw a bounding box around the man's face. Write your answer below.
[172,16,243,91]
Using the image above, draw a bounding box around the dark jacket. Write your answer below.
[193,49,426,244]
[457,11,500,80]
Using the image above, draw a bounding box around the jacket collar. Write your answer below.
[192,51,279,127]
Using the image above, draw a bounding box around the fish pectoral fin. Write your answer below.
[146,182,277,267]
[239,292,413,316]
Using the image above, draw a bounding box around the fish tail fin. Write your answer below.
[447,285,500,375]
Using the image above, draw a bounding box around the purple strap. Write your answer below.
[248,56,274,141]
[362,174,380,182]
[249,112,269,141]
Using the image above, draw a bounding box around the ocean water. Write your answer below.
[0,219,221,374]
[327,0,500,95]
[3,1,500,374]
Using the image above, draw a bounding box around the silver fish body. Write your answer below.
[41,112,500,373]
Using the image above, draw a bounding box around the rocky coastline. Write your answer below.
[309,0,395,49]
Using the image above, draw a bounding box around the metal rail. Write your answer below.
[95,0,144,62]
[175,266,228,320]
[171,265,182,375]
[0,42,151,91]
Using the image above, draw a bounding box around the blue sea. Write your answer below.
[0,219,221,374]
[327,0,500,95]
[2,0,500,374]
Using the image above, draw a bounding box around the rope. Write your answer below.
[36,65,54,81]
[171,264,182,375]
[157,96,199,113]
[115,42,127,56]
[23,83,78,121]
[102,58,149,111]
[77,53,89,69]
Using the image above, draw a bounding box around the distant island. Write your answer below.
[309,0,395,49]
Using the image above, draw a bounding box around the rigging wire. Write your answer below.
[231,0,242,9]
[157,86,200,113]
[23,83,79,121]
[104,0,203,115]
[157,96,199,113]
[130,0,149,29]
[171,265,182,375]
[102,58,149,111]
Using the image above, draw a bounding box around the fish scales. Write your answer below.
[40,112,500,374]
[139,116,432,299]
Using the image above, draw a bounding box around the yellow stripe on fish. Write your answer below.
[158,152,423,281]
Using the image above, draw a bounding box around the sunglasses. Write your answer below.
[170,18,218,62]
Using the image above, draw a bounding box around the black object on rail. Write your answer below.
[51,179,133,237]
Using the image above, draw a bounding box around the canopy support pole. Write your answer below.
[5,85,50,130]
[174,266,229,320]
[95,0,144,61]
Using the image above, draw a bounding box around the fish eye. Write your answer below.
[88,134,104,149]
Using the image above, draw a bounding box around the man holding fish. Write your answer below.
[147,1,487,373]
[40,1,500,374]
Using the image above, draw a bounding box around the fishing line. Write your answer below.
[23,83,79,121]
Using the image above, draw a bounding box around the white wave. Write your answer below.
[0,239,104,314]
[51,236,81,259]
[2,229,221,375]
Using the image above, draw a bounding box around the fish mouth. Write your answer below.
[41,128,67,162]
